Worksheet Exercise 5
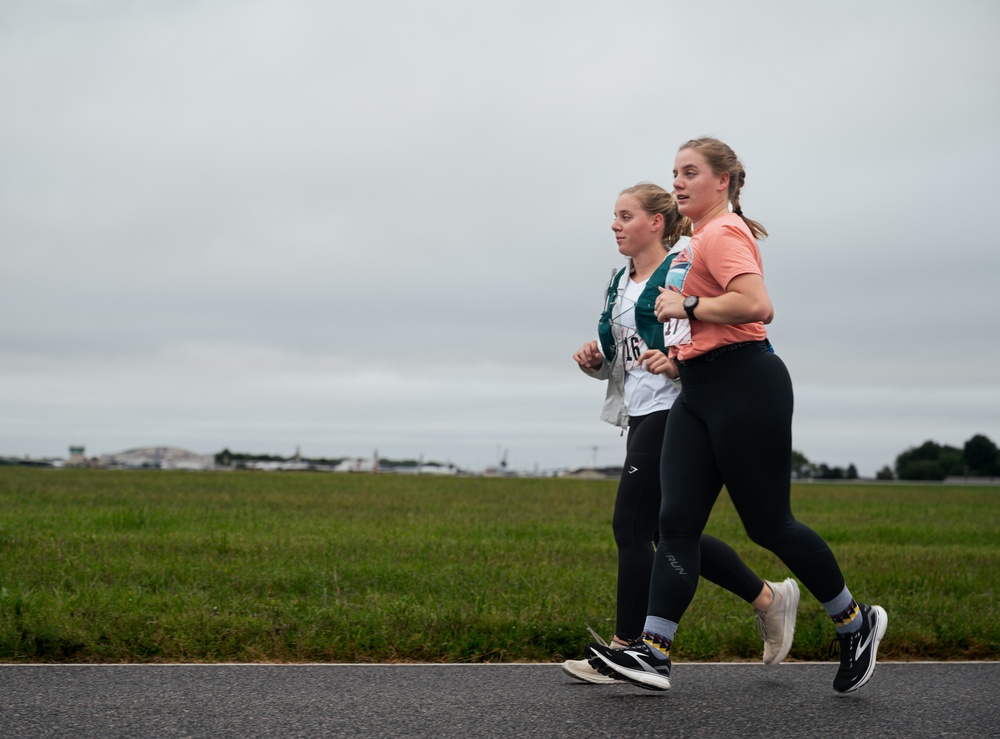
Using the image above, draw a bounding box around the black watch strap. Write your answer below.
[683,296,699,321]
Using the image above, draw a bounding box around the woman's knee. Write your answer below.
[743,519,795,553]
[613,514,657,548]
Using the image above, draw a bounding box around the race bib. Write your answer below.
[662,317,691,346]
[662,242,694,346]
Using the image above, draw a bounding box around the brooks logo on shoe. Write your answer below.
[855,629,876,659]
[624,649,650,665]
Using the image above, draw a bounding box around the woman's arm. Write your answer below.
[654,273,773,325]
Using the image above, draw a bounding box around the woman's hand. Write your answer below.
[654,287,685,323]
[638,349,678,379]
[573,340,604,370]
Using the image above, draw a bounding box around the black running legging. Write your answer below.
[648,341,847,623]
[614,409,764,640]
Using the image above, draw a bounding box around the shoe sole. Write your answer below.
[765,578,800,666]
[591,651,671,691]
[837,605,888,694]
[561,660,618,685]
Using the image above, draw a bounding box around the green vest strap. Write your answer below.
[635,253,677,352]
[597,266,627,361]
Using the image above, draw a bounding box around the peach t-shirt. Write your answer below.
[667,212,767,362]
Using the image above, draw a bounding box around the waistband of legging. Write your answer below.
[675,339,773,367]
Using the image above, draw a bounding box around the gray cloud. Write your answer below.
[3,0,999,475]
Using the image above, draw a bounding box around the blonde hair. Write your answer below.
[619,183,692,248]
[678,138,768,240]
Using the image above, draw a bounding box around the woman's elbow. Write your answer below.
[750,297,773,324]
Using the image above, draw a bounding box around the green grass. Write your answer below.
[0,468,997,663]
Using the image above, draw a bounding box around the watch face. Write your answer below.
[684,296,697,308]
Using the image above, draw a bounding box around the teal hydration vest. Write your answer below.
[597,252,678,362]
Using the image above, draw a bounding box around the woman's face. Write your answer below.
[672,148,728,226]
[612,194,661,258]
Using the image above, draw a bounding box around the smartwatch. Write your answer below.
[683,295,700,321]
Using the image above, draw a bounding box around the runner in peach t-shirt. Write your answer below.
[662,213,767,362]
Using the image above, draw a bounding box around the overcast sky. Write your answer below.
[3,0,998,476]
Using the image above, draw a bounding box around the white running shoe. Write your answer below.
[561,657,619,684]
[756,578,800,665]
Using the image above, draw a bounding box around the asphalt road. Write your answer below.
[1,662,997,738]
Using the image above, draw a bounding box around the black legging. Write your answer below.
[649,341,847,622]
[613,410,764,640]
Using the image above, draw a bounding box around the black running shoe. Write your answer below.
[586,639,671,691]
[833,603,888,693]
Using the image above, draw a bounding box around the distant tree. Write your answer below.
[897,440,943,466]
[897,458,947,481]
[815,464,844,480]
[964,434,1000,477]
[213,450,287,467]
[790,449,814,479]
[875,465,894,481]
[846,464,858,479]
[895,440,963,480]
[302,456,346,466]
[939,447,965,477]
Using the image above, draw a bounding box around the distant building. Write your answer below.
[559,466,622,480]
[333,457,379,473]
[244,459,311,471]
[99,446,214,470]
[393,462,459,476]
[68,446,86,465]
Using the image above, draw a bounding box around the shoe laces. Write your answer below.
[607,637,653,656]
[630,638,671,669]
[586,624,609,647]
[830,629,860,667]
[586,625,634,650]
[754,584,778,640]
[755,610,769,641]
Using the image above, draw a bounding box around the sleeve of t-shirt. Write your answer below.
[704,223,762,290]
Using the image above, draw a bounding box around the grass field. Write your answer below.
[0,467,997,663]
